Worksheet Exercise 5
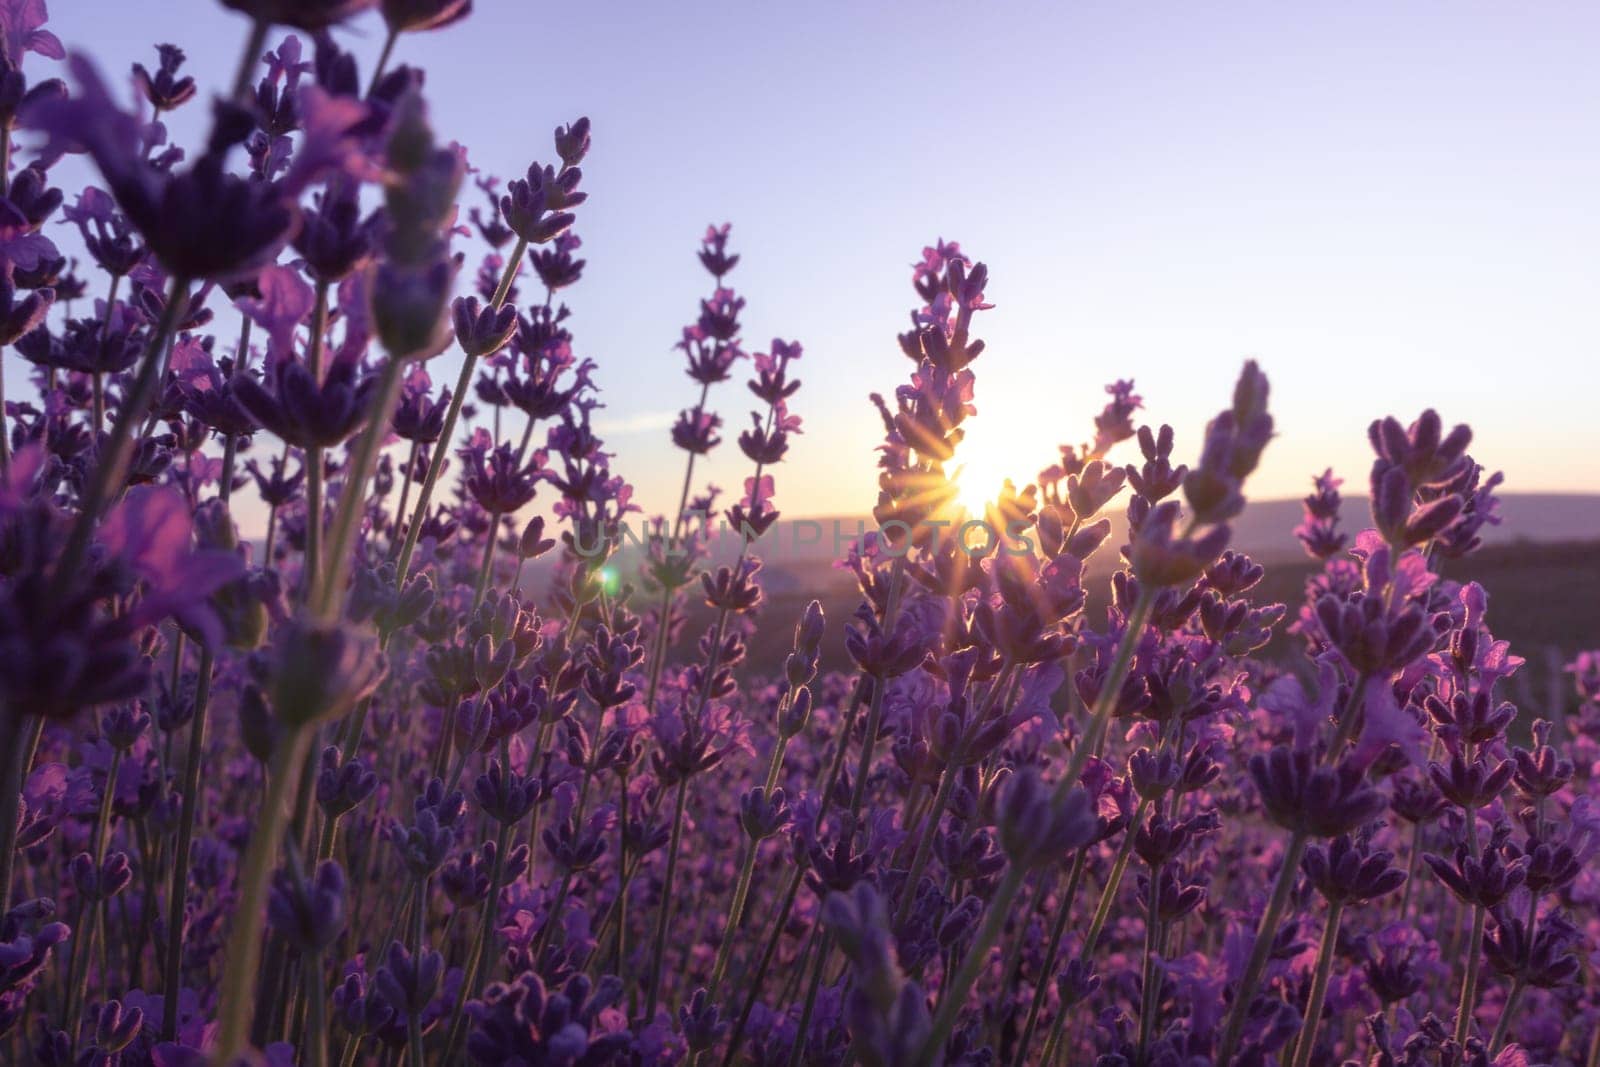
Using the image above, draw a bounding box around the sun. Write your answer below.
[951,437,1026,519]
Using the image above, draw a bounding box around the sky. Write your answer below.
[35,0,1600,529]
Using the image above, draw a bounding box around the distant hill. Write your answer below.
[740,539,1600,699]
[512,495,1599,715]
[660,494,1600,687]
[520,492,1599,594]
[1218,492,1600,561]
[748,493,1600,566]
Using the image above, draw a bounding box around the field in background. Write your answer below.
[737,538,1599,727]
[512,492,1597,720]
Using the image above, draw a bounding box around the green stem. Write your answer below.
[1397,820,1424,923]
[317,352,408,620]
[0,709,29,916]
[53,277,187,595]
[91,372,104,446]
[301,282,330,608]
[1012,848,1089,1067]
[763,735,792,798]
[0,342,9,479]
[915,590,1150,1064]
[1455,757,1485,1047]
[521,718,555,887]
[918,863,1029,1060]
[705,848,759,1000]
[402,878,429,1067]
[219,432,240,504]
[1039,991,1074,1065]
[161,649,215,1040]
[367,28,398,97]
[669,383,709,545]
[1290,900,1344,1067]
[304,947,329,1067]
[1213,830,1310,1065]
[1055,590,1152,801]
[395,238,525,585]
[214,723,314,1063]
[514,409,538,461]
[785,931,833,1067]
[472,511,499,609]
[441,819,510,1060]
[583,854,638,975]
[705,692,792,997]
[641,585,674,712]
[264,502,280,566]
[644,776,690,1021]
[1487,975,1525,1055]
[1079,798,1152,963]
[639,380,713,715]
[532,871,574,960]
[132,820,160,990]
[897,661,1015,925]
[716,865,798,1062]
[613,770,631,983]
[720,679,868,1066]
[390,440,418,554]
[844,555,909,825]
[0,118,10,198]
[892,782,929,866]
[316,801,341,863]
[369,876,415,984]
[63,747,121,1027]
[1488,868,1541,1054]
[778,922,818,1010]
[1455,904,1486,1045]
[1136,862,1164,1056]
[1323,672,1373,765]
[992,867,1051,1048]
[230,19,269,102]
[1216,643,1369,1063]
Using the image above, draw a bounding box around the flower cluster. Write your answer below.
[0,4,1594,1067]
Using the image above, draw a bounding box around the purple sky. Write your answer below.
[41,1,1600,526]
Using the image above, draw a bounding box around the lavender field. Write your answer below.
[1,2,1598,1065]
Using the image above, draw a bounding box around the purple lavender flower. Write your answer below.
[26,58,298,284]
[381,0,473,34]
[219,0,377,31]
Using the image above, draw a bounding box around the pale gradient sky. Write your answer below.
[41,1,1600,526]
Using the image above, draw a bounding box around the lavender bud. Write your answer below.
[1301,834,1406,904]
[678,988,725,1053]
[1248,748,1387,838]
[738,786,790,841]
[554,116,592,167]
[452,294,518,358]
[238,684,280,764]
[472,634,513,691]
[1129,747,1181,802]
[779,684,813,738]
[996,769,1097,870]
[518,516,555,560]
[375,940,444,1015]
[795,599,826,656]
[91,999,142,1053]
[264,617,387,727]
[316,747,379,818]
[267,860,348,952]
[103,703,151,750]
